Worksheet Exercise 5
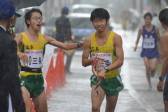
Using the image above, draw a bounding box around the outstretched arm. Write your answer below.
[44,35,82,50]
[134,28,142,51]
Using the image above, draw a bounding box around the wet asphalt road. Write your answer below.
[47,27,164,112]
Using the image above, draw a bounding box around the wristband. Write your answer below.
[159,76,165,81]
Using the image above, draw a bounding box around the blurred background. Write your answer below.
[15,0,168,39]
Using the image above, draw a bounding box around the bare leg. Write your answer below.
[21,86,32,112]
[164,101,168,112]
[150,58,157,77]
[91,85,105,112]
[105,94,119,112]
[33,90,48,112]
[143,57,151,86]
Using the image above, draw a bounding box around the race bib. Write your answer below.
[91,53,112,70]
[143,38,155,48]
[21,50,43,68]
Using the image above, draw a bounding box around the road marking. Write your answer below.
[122,62,157,112]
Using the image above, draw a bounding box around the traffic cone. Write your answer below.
[45,57,54,100]
[49,56,58,91]
[30,99,36,112]
[55,48,63,87]
[60,50,66,85]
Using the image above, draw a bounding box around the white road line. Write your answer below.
[123,62,157,112]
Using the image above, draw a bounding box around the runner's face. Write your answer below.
[144,16,152,25]
[28,12,42,31]
[92,18,107,32]
[11,16,16,28]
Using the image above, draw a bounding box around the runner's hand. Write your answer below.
[96,59,104,68]
[17,52,28,63]
[97,69,106,79]
[97,76,104,81]
[157,81,164,92]
[78,42,83,48]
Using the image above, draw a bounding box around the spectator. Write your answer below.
[55,6,74,74]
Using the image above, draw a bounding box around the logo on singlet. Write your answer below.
[91,47,99,51]
[26,45,34,49]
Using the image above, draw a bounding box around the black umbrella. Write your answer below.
[10,0,46,10]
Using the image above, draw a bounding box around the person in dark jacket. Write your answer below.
[0,1,25,112]
[55,6,74,74]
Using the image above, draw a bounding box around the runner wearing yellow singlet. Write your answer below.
[82,8,124,112]
[15,8,83,112]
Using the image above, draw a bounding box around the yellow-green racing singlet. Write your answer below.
[18,32,46,77]
[90,31,121,79]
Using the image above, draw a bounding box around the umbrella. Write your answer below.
[10,0,46,10]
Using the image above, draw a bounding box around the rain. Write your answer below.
[1,0,168,112]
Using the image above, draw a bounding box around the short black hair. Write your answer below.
[24,8,42,28]
[90,8,110,22]
[159,8,168,26]
[143,12,152,19]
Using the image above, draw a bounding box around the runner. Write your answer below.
[82,8,124,112]
[134,12,160,90]
[14,8,83,112]
[157,8,168,112]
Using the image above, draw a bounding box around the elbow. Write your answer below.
[119,60,124,67]
[82,63,87,67]
[82,62,87,67]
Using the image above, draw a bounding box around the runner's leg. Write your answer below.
[33,90,47,112]
[91,85,105,112]
[150,58,157,77]
[143,57,151,86]
[21,86,32,112]
[164,101,168,112]
[105,94,119,112]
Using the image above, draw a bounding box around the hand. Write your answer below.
[17,52,28,64]
[157,81,164,92]
[77,42,83,48]
[96,59,104,69]
[97,69,106,79]
[97,76,104,81]
[134,46,137,51]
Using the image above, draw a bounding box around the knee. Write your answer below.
[151,67,156,71]
[92,105,100,112]
[145,66,150,71]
